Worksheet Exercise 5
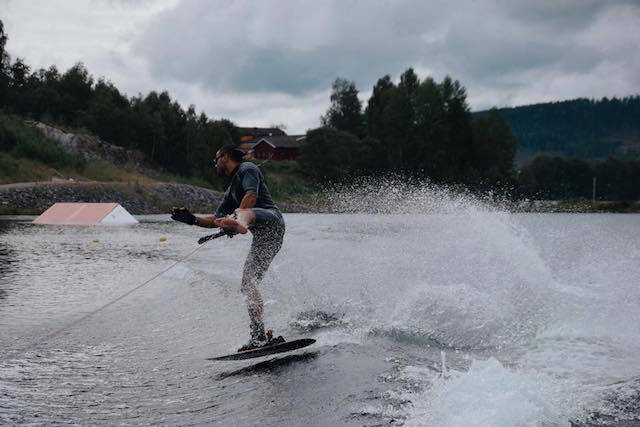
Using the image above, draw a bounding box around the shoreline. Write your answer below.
[0,181,316,216]
[1,181,639,215]
[513,199,640,213]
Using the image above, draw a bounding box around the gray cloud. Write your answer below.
[3,0,639,131]
[133,0,447,94]
[134,0,640,103]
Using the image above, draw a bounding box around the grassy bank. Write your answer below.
[0,114,317,200]
[0,114,86,181]
[2,114,637,214]
[529,199,640,213]
[258,160,319,203]
[0,150,162,185]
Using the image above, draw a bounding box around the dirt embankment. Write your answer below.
[32,121,158,176]
[0,181,316,215]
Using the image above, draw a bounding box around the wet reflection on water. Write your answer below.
[1,213,640,425]
[0,221,18,301]
[215,352,319,379]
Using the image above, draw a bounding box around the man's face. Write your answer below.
[214,150,227,177]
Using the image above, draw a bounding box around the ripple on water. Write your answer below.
[1,209,640,425]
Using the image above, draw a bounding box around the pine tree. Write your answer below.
[0,19,9,107]
[322,78,364,138]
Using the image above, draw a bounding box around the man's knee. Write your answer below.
[241,275,257,295]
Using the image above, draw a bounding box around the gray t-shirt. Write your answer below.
[215,162,279,218]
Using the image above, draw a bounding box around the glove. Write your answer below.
[171,207,196,225]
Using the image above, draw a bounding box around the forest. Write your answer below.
[300,73,516,191]
[481,96,640,160]
[1,19,639,200]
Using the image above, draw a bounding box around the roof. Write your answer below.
[237,127,287,138]
[33,203,138,225]
[252,135,306,149]
[239,142,256,151]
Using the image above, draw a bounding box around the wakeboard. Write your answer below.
[207,338,316,361]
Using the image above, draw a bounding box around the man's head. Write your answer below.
[214,144,244,177]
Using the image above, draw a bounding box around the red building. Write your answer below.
[238,127,286,143]
[240,135,305,161]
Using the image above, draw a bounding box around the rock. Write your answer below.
[0,181,320,215]
[31,122,158,176]
[0,182,223,215]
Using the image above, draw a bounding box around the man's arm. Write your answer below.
[193,215,221,228]
[193,166,257,227]
[194,191,255,227]
[238,191,257,209]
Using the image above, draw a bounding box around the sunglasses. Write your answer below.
[213,153,225,166]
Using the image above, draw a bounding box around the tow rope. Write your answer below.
[4,230,230,361]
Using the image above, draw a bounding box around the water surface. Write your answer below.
[1,212,639,425]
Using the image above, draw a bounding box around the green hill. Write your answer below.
[477,96,640,163]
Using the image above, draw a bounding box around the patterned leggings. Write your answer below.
[241,221,285,339]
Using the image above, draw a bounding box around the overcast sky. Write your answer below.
[2,0,639,133]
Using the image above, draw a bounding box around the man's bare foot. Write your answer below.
[217,217,248,234]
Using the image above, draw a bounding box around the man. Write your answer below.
[171,144,285,351]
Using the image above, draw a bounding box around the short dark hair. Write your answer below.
[218,144,244,162]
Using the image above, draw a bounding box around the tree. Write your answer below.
[413,76,445,177]
[194,119,233,183]
[365,75,394,140]
[382,85,412,169]
[0,22,245,181]
[299,127,366,181]
[217,118,241,145]
[322,77,364,138]
[0,19,10,108]
[0,20,8,67]
[9,58,30,88]
[399,68,419,112]
[391,68,421,169]
[518,156,594,199]
[595,158,640,201]
[364,75,394,170]
[489,96,640,159]
[471,109,516,187]
[58,63,94,123]
[439,76,473,181]
[85,79,133,146]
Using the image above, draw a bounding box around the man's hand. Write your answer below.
[208,218,233,238]
[216,216,248,234]
[171,207,196,225]
[212,218,236,237]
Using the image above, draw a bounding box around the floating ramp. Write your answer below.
[33,203,138,225]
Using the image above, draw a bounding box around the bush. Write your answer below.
[299,127,370,181]
[0,115,20,151]
[257,160,317,199]
[0,114,86,171]
[0,152,18,177]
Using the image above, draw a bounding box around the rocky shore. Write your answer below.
[2,181,637,216]
[0,181,315,215]
[514,198,640,213]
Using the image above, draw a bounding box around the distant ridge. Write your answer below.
[475,96,640,163]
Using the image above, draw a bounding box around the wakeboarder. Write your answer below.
[171,144,286,352]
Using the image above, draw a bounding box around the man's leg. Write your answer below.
[226,208,265,341]
[239,219,285,350]
[241,268,265,343]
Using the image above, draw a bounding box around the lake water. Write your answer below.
[1,207,639,425]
